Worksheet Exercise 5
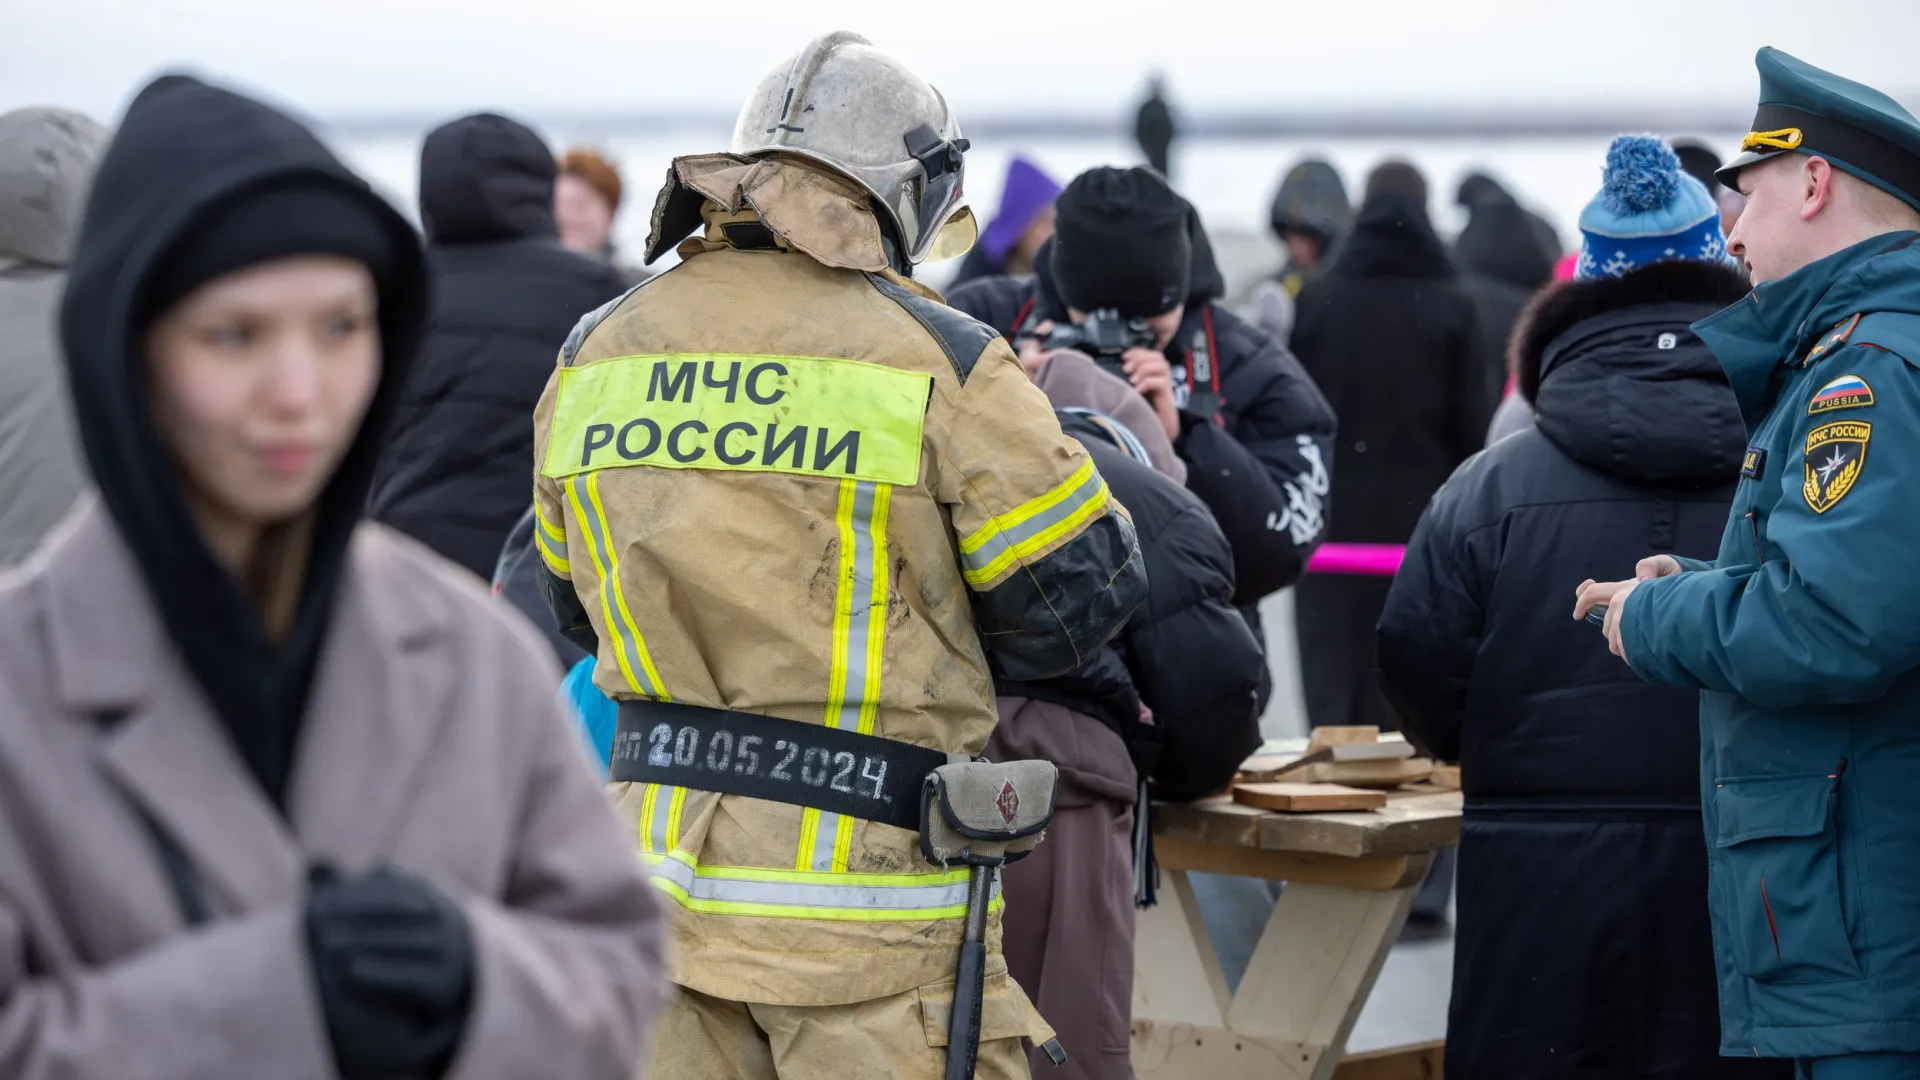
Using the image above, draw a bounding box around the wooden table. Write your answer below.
[1131,788,1462,1080]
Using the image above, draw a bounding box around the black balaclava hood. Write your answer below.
[58,74,428,808]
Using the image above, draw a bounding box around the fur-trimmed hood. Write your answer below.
[1513,259,1751,486]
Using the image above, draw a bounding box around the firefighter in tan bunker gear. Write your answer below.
[530,32,1148,1080]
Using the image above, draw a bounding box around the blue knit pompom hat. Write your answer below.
[1576,135,1727,280]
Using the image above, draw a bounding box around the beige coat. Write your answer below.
[0,500,665,1079]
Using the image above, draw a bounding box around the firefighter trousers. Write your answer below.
[646,980,1040,1080]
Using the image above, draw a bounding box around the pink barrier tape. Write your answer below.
[1306,543,1405,577]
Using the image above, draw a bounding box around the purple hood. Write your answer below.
[978,156,1060,265]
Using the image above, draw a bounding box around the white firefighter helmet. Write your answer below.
[732,32,977,265]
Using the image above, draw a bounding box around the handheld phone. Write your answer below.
[1586,605,1608,628]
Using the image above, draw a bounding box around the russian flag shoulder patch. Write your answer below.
[1809,373,1874,416]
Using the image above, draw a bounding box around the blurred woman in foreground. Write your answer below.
[0,74,663,1078]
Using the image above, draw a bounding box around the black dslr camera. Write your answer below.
[1015,308,1155,379]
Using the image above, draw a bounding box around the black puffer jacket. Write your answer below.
[369,114,627,580]
[996,411,1264,801]
[946,214,1337,696]
[1377,259,1787,1080]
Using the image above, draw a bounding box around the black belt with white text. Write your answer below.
[610,699,950,833]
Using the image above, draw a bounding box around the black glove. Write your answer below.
[305,865,475,1080]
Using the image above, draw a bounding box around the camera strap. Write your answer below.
[1179,305,1224,420]
[1009,297,1037,340]
[608,699,950,833]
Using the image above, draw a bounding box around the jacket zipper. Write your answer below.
[1745,512,1765,565]
[1831,756,1849,794]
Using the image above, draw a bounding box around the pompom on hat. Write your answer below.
[1576,135,1729,280]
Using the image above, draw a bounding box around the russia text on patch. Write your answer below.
[1808,373,1875,415]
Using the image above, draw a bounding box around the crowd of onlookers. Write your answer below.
[0,92,1779,1078]
[5,41,1919,1077]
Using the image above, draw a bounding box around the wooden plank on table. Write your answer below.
[1327,742,1417,763]
[1155,790,1462,859]
[1428,764,1461,790]
[1234,783,1389,813]
[1331,1040,1445,1079]
[1256,791,1462,858]
[1155,838,1424,890]
[1293,757,1433,790]
[1243,743,1415,784]
[1153,796,1267,847]
[1308,725,1381,750]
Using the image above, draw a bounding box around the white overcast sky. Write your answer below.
[2,0,1915,124]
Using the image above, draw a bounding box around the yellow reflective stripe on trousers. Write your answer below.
[566,473,670,701]
[957,459,1110,587]
[644,849,1002,922]
[637,783,685,856]
[798,479,892,874]
[533,503,570,575]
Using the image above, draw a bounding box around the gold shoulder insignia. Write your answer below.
[1802,313,1863,367]
[1804,420,1870,514]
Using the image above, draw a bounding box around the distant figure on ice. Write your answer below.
[1134,76,1176,180]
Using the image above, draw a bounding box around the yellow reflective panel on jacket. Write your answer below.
[542,354,931,487]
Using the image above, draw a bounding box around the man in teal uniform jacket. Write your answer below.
[1576,48,1920,1080]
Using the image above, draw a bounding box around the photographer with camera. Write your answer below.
[950,166,1338,708]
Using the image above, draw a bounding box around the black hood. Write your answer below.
[418,113,557,245]
[1517,259,1750,486]
[1269,158,1351,244]
[1454,177,1556,290]
[58,74,428,805]
[1031,198,1224,315]
[1327,194,1455,280]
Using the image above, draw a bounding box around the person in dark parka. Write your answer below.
[1252,158,1352,342]
[947,168,1337,710]
[1379,153,1784,1076]
[1455,172,1557,402]
[1456,172,1561,290]
[369,113,628,580]
[990,408,1264,1080]
[1289,162,1491,730]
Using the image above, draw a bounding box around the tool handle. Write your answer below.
[1585,604,1608,628]
[944,938,987,1080]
